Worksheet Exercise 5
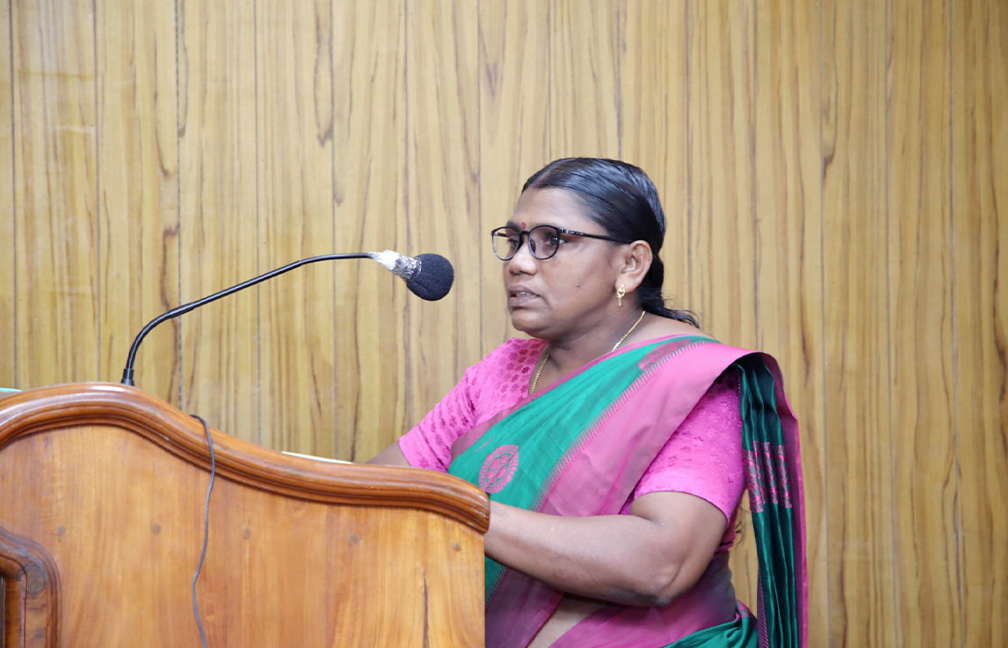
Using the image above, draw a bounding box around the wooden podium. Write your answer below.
[0,384,488,647]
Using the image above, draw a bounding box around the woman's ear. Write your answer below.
[617,241,652,292]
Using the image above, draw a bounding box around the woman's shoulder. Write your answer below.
[458,338,545,408]
[637,315,717,344]
[488,336,547,356]
[631,318,768,380]
[465,337,545,378]
[485,337,547,366]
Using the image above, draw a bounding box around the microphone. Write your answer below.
[368,250,454,302]
[120,250,454,386]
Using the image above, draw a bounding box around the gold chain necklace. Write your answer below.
[529,310,647,394]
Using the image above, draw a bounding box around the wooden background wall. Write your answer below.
[1,0,1004,645]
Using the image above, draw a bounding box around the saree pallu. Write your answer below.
[447,336,807,648]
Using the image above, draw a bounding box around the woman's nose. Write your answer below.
[506,237,538,272]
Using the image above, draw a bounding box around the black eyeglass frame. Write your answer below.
[490,225,630,261]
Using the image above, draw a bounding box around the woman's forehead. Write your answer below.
[511,188,593,228]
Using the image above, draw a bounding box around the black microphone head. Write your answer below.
[407,253,454,301]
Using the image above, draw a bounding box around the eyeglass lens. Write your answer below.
[492,226,562,260]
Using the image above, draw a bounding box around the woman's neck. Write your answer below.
[544,309,648,375]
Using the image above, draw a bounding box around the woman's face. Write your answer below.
[502,188,625,342]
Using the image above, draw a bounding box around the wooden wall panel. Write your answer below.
[96,0,179,403]
[0,0,14,385]
[822,1,895,645]
[751,0,826,631]
[549,0,621,157]
[177,0,260,441]
[404,0,482,428]
[332,0,408,460]
[619,0,691,315]
[255,0,336,456]
[477,0,550,351]
[887,0,959,644]
[12,0,99,387]
[686,0,758,348]
[954,0,1008,644]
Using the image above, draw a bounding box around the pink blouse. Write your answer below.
[398,338,745,550]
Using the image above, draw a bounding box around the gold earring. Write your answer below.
[616,283,626,307]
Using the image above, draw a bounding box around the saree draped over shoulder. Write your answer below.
[447,336,807,648]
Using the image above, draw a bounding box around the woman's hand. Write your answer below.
[484,491,727,607]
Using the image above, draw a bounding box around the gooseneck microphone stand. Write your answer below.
[120,253,370,386]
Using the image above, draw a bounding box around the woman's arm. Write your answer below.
[367,440,726,605]
[367,433,729,607]
[484,491,727,607]
[484,370,743,607]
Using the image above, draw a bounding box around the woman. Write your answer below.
[370,158,806,647]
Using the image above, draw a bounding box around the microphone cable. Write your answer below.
[190,414,216,648]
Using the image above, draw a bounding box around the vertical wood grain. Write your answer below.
[549,0,621,157]
[255,0,336,456]
[331,0,408,461]
[618,0,691,318]
[0,0,14,386]
[954,0,1008,644]
[751,0,826,632]
[177,0,259,440]
[887,0,959,644]
[686,0,758,349]
[477,0,550,351]
[12,0,99,387]
[404,0,482,425]
[96,0,179,402]
[822,0,895,644]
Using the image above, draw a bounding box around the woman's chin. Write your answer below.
[508,312,543,337]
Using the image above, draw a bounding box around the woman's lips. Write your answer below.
[507,287,538,308]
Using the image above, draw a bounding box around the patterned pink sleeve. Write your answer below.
[397,363,479,471]
[630,369,745,523]
[398,339,543,471]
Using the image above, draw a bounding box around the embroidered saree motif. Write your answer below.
[479,444,520,493]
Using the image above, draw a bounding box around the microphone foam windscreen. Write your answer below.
[409,254,455,301]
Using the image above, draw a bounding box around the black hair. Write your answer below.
[522,157,699,327]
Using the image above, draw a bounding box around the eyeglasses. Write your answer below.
[490,225,629,261]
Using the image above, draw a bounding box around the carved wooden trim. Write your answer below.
[0,526,60,647]
[0,384,489,533]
